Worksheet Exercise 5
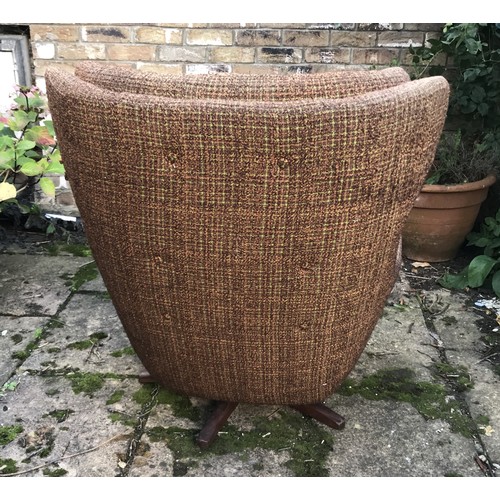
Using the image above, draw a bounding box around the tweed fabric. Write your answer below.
[46,67,449,405]
[75,61,410,101]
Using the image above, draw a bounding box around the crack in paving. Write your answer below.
[117,384,159,477]
[417,295,497,477]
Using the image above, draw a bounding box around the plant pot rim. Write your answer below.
[421,174,496,193]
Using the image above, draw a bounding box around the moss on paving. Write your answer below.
[110,346,135,357]
[132,384,336,476]
[132,385,200,421]
[67,372,105,396]
[0,424,24,445]
[46,318,65,330]
[476,415,490,426]
[44,409,75,423]
[12,340,37,361]
[61,261,98,291]
[39,445,53,458]
[43,467,68,476]
[67,331,108,350]
[22,436,57,462]
[0,458,18,474]
[11,334,23,345]
[65,372,124,396]
[11,322,65,361]
[108,411,137,427]
[147,408,335,476]
[338,368,476,437]
[433,362,474,392]
[107,390,125,405]
[441,316,458,326]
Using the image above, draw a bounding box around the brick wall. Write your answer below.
[26,22,446,215]
[30,23,447,90]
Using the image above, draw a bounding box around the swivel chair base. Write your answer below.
[139,371,345,449]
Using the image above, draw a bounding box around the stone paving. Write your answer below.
[1,243,499,477]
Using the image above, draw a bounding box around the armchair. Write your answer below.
[46,64,449,448]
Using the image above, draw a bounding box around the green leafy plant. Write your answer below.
[410,23,500,184]
[439,208,500,297]
[0,85,64,210]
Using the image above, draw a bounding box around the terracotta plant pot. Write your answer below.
[402,174,496,262]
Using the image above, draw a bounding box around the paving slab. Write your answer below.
[430,289,500,466]
[0,316,48,386]
[0,254,91,316]
[21,293,142,376]
[0,372,142,477]
[350,296,437,382]
[325,395,481,477]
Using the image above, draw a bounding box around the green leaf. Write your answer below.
[438,267,469,290]
[45,161,65,175]
[39,177,55,197]
[17,201,31,214]
[44,120,55,137]
[467,255,498,287]
[23,150,41,159]
[27,95,46,109]
[27,111,38,122]
[465,37,481,54]
[0,150,15,167]
[461,101,477,113]
[17,156,36,166]
[20,162,44,176]
[467,236,491,248]
[24,126,56,146]
[487,238,500,249]
[14,95,27,108]
[0,126,16,138]
[0,135,14,149]
[463,68,480,81]
[16,139,36,152]
[471,86,486,103]
[8,110,30,131]
[477,102,489,116]
[492,270,500,298]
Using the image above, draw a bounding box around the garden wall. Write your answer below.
[29,23,446,89]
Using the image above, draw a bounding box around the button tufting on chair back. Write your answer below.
[46,64,449,446]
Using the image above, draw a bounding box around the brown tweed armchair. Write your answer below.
[46,64,449,448]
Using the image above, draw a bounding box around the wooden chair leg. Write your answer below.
[138,370,156,384]
[196,401,238,449]
[290,403,346,430]
[137,372,344,446]
[138,373,236,449]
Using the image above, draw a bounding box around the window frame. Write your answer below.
[0,34,32,87]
